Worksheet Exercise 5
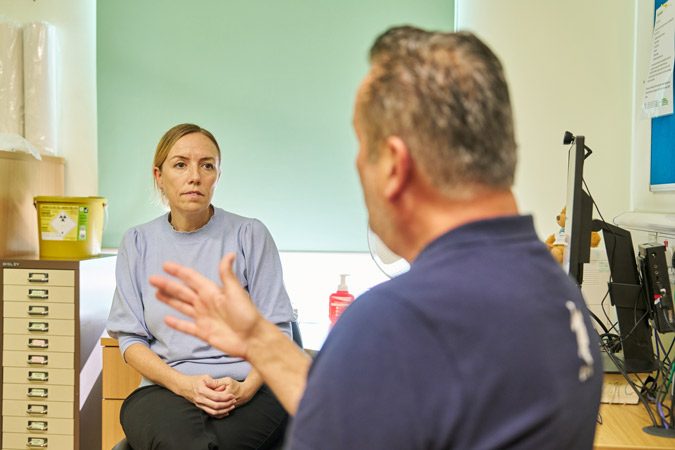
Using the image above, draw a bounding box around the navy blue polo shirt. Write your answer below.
[287,215,602,450]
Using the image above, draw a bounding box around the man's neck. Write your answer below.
[396,188,519,262]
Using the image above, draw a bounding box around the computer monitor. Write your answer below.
[561,132,656,373]
[561,134,594,286]
[592,220,657,373]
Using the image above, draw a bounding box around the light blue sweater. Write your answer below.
[106,207,295,384]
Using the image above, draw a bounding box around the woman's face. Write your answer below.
[153,132,220,224]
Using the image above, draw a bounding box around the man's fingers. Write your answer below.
[163,260,213,293]
[164,315,200,337]
[156,291,197,319]
[218,253,239,289]
[149,274,199,307]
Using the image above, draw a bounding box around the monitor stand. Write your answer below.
[643,426,675,439]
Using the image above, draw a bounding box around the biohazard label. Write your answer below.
[39,204,88,241]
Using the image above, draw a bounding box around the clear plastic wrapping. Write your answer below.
[23,22,57,156]
[0,21,24,137]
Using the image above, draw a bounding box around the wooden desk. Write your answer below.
[594,375,674,449]
[100,337,141,450]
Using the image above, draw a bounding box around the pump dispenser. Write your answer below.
[329,274,354,328]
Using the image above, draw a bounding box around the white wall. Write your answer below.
[0,0,98,196]
[455,1,636,239]
[280,251,389,324]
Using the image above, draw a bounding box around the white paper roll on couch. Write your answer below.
[23,22,57,155]
[0,22,24,137]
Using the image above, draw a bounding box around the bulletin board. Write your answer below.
[651,0,675,190]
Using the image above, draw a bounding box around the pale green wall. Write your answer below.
[97,1,453,251]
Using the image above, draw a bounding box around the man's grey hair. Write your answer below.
[361,26,517,197]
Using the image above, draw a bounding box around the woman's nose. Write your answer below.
[188,165,201,183]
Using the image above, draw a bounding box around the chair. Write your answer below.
[112,437,132,450]
[291,320,303,348]
[111,322,303,450]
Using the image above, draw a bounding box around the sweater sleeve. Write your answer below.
[106,228,154,361]
[239,219,295,339]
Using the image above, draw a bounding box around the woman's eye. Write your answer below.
[204,163,214,170]
[175,162,186,168]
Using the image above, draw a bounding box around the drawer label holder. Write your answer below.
[27,387,48,398]
[27,437,48,448]
[28,289,49,299]
[28,305,49,316]
[28,338,49,349]
[28,371,48,382]
[28,322,49,332]
[27,404,48,415]
[27,420,48,431]
[27,354,48,365]
[27,273,49,283]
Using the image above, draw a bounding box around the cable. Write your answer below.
[588,308,610,335]
[581,176,667,429]
[598,335,659,427]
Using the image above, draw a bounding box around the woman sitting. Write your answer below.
[107,123,294,449]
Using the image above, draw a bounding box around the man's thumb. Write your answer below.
[219,253,237,287]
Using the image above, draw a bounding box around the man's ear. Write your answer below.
[382,136,412,200]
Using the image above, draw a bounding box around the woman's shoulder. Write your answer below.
[214,207,266,230]
[120,214,169,250]
[126,214,168,235]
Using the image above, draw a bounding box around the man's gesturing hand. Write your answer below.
[149,253,262,359]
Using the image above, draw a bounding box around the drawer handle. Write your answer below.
[28,289,49,299]
[28,354,48,365]
[28,371,48,382]
[28,338,49,349]
[27,273,49,283]
[27,437,48,448]
[26,404,48,415]
[28,305,49,316]
[28,322,49,332]
[28,387,48,398]
[27,420,48,431]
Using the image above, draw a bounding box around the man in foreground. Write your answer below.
[150,26,603,449]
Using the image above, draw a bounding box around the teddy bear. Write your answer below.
[545,206,601,264]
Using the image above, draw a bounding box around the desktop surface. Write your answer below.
[594,374,674,449]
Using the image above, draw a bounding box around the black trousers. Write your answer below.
[120,384,288,450]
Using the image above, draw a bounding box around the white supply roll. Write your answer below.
[0,22,24,137]
[24,22,57,155]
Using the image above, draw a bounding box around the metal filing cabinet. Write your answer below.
[1,256,116,450]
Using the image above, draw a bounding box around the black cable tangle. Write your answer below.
[581,177,675,430]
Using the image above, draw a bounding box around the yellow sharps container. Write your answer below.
[33,196,107,259]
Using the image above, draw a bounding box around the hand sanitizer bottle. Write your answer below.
[329,274,354,328]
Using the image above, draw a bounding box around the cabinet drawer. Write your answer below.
[2,285,74,303]
[3,384,74,402]
[3,350,74,369]
[4,302,74,320]
[2,400,73,419]
[3,367,74,386]
[3,269,74,287]
[4,318,74,336]
[3,416,74,435]
[3,335,75,352]
[2,431,74,449]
